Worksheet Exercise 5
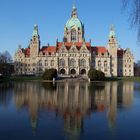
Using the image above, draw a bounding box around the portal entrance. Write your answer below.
[60,69,65,74]
[81,69,86,75]
[71,69,76,74]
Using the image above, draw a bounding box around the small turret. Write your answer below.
[32,24,39,37]
[108,25,118,45]
[109,25,115,38]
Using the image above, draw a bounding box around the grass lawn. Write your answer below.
[117,77,140,82]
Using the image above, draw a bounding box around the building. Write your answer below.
[14,5,134,77]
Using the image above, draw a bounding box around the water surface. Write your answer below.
[0,81,140,140]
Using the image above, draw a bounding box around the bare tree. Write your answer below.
[123,0,140,43]
[0,51,14,76]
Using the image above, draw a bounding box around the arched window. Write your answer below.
[51,60,54,66]
[72,48,76,52]
[104,61,107,67]
[32,63,36,66]
[59,59,65,67]
[98,60,101,70]
[104,61,107,72]
[62,48,65,53]
[71,29,76,42]
[80,59,86,67]
[70,59,76,67]
[45,60,48,66]
[39,60,42,66]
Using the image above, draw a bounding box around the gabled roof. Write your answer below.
[57,42,91,50]
[25,48,30,56]
[41,46,56,53]
[91,46,107,54]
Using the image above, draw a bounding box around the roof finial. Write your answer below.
[73,0,76,7]
[90,39,92,44]
[71,0,78,18]
[110,24,115,31]
[56,37,58,43]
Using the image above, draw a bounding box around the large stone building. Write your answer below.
[14,5,134,77]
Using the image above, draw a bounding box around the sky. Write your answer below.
[0,0,139,62]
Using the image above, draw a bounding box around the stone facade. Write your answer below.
[14,5,134,77]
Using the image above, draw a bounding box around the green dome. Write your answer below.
[66,17,82,29]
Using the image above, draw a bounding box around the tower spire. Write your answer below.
[71,1,78,18]
[32,24,39,37]
[109,24,115,38]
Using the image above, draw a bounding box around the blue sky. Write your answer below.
[0,0,139,62]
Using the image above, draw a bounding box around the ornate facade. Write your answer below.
[14,5,134,77]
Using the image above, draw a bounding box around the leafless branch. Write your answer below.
[122,0,140,43]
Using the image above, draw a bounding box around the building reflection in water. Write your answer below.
[13,81,134,139]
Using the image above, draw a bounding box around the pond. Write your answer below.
[0,81,140,140]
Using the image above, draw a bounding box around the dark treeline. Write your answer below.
[134,61,140,76]
[0,51,14,76]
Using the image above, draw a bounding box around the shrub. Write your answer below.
[42,68,57,80]
[88,68,105,81]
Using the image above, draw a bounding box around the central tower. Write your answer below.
[64,5,84,42]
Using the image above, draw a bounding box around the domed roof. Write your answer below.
[65,5,83,29]
[66,17,82,29]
